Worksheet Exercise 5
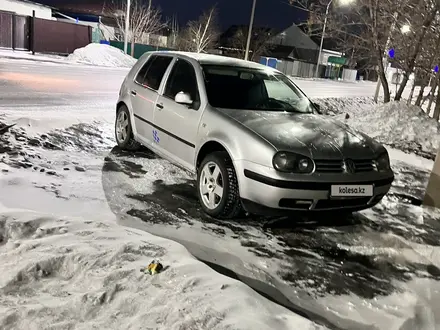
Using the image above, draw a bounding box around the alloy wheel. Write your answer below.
[199,161,224,210]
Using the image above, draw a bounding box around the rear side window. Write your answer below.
[135,55,172,91]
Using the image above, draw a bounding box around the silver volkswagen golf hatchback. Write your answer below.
[115,51,394,219]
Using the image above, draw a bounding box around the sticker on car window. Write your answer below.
[153,130,160,143]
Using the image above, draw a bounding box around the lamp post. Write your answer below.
[123,0,131,54]
[244,0,257,61]
[315,0,354,78]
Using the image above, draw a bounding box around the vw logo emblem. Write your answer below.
[344,159,356,174]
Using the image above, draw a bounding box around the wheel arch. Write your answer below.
[116,101,126,114]
[196,140,234,171]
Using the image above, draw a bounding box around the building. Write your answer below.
[0,0,53,19]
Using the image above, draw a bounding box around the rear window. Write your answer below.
[135,55,173,91]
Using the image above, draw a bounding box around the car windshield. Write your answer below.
[202,64,314,113]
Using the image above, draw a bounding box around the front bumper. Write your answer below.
[234,160,394,214]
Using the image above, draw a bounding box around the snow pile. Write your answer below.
[337,101,440,159]
[0,208,324,330]
[67,44,137,68]
[313,96,375,116]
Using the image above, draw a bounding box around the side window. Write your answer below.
[135,55,172,91]
[135,57,153,85]
[164,59,200,109]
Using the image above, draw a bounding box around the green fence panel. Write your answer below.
[91,27,101,43]
[109,40,173,59]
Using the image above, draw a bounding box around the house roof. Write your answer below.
[7,0,54,9]
[270,23,318,50]
[219,25,277,47]
[53,3,111,17]
[267,45,318,63]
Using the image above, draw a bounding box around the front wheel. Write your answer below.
[197,151,243,219]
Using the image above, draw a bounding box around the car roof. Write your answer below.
[148,51,279,72]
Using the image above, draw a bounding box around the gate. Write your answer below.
[14,15,30,50]
[0,11,30,50]
[0,11,13,48]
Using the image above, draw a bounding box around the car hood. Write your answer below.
[217,108,385,159]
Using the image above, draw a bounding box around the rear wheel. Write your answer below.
[197,151,243,219]
[115,105,140,150]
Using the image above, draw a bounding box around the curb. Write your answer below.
[0,54,69,65]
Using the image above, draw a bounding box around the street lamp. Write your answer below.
[314,0,354,78]
[244,0,257,61]
[401,24,411,34]
[123,0,131,54]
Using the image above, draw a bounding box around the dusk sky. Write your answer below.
[159,0,307,30]
[39,0,308,31]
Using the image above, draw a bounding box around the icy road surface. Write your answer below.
[1,58,440,329]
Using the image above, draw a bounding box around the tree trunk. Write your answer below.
[395,72,410,101]
[407,78,416,105]
[415,79,427,107]
[433,89,440,120]
[379,70,391,103]
[427,84,437,114]
[427,70,440,112]
[394,9,438,101]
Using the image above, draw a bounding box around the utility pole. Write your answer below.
[244,0,257,61]
[315,0,333,78]
[123,0,131,54]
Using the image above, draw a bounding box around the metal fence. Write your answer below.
[0,10,91,54]
[33,18,91,54]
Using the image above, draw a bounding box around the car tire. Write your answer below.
[197,151,243,219]
[115,105,140,151]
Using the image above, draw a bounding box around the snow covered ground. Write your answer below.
[0,44,136,68]
[0,207,323,330]
[1,57,440,330]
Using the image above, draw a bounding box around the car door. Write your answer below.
[154,58,204,171]
[130,54,173,146]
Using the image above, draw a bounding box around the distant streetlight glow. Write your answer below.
[401,24,411,34]
[314,0,355,77]
[338,0,355,5]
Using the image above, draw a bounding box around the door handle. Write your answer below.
[131,90,137,96]
[156,103,164,109]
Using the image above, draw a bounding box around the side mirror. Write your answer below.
[175,92,193,105]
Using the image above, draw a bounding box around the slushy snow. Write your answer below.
[0,207,325,330]
[67,44,137,68]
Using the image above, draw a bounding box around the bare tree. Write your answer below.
[108,0,168,56]
[179,6,219,53]
[392,0,439,100]
[229,27,274,61]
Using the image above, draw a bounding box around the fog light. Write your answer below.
[298,158,310,171]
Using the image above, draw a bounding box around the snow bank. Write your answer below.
[0,208,324,330]
[312,97,440,159]
[67,44,137,68]
[338,101,440,159]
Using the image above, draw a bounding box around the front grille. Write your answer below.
[315,160,344,173]
[314,159,375,173]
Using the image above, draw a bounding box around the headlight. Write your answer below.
[375,152,391,171]
[272,151,315,173]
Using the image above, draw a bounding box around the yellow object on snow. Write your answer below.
[141,260,164,275]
